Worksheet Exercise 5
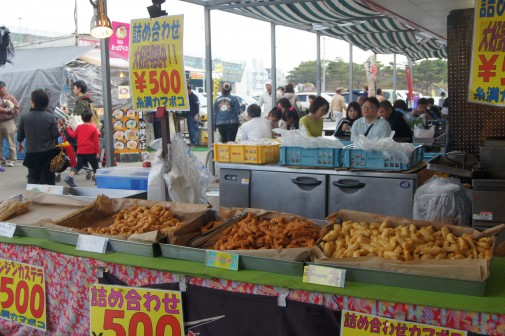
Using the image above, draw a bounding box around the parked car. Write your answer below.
[194,91,209,121]
[295,92,334,119]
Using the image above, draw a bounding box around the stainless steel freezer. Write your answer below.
[219,163,418,220]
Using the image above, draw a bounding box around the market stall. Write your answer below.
[0,192,504,335]
[0,238,504,335]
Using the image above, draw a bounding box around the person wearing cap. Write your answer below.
[330,87,346,124]
[0,80,20,167]
[257,79,282,117]
[213,82,241,142]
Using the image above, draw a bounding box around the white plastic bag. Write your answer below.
[147,138,171,201]
[413,124,435,139]
[68,115,83,131]
[353,135,415,164]
[164,134,212,204]
[413,176,471,226]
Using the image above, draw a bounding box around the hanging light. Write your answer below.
[89,0,113,39]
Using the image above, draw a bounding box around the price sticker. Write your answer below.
[76,234,108,254]
[0,258,46,331]
[205,250,239,271]
[90,284,184,336]
[303,265,346,288]
[0,222,16,238]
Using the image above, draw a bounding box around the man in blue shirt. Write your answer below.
[186,85,200,147]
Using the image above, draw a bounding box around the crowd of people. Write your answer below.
[0,79,102,186]
[1,76,448,183]
[215,79,447,144]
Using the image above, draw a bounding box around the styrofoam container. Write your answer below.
[95,167,150,190]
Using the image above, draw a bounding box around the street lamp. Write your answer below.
[18,17,22,44]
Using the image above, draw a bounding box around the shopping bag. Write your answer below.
[50,149,70,173]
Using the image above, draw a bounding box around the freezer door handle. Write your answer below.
[291,176,322,187]
[333,179,365,189]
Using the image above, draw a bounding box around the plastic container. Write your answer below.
[95,167,150,190]
[342,145,425,170]
[279,146,343,167]
[213,143,280,164]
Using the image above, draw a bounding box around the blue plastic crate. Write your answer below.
[279,146,343,167]
[342,145,425,171]
[95,167,150,190]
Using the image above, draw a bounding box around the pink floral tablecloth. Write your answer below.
[0,243,503,335]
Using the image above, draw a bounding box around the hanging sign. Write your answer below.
[90,284,184,336]
[340,310,467,336]
[129,15,188,111]
[112,108,147,153]
[110,21,130,60]
[469,0,505,106]
[0,258,46,331]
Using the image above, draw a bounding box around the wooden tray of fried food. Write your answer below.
[0,198,32,221]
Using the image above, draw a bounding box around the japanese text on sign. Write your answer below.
[129,15,188,111]
[469,0,505,106]
[0,258,46,331]
[90,284,184,336]
[341,310,467,336]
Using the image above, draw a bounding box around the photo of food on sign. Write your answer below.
[114,130,125,140]
[114,120,124,130]
[116,25,127,39]
[127,140,138,150]
[125,130,139,140]
[126,119,137,129]
[111,108,146,153]
[112,109,124,119]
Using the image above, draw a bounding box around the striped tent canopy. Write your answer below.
[184,0,447,61]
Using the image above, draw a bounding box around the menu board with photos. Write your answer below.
[112,108,146,153]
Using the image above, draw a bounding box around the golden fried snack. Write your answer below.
[0,199,31,221]
[200,220,223,233]
[319,220,494,262]
[84,205,182,236]
[213,212,321,250]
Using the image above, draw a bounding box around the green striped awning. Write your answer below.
[196,0,447,61]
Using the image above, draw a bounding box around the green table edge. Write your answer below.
[1,236,504,315]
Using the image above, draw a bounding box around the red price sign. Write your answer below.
[90,284,184,336]
[0,258,46,331]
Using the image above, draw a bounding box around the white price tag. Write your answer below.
[76,234,108,254]
[0,222,16,238]
[303,265,346,288]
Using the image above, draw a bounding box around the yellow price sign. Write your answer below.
[90,284,184,336]
[341,310,467,336]
[0,258,46,331]
[129,15,188,111]
[469,0,505,106]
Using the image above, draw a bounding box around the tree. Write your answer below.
[412,59,448,95]
[285,58,447,95]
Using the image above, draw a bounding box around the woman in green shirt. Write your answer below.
[299,96,330,137]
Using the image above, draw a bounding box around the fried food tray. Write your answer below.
[46,228,161,257]
[159,243,305,276]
